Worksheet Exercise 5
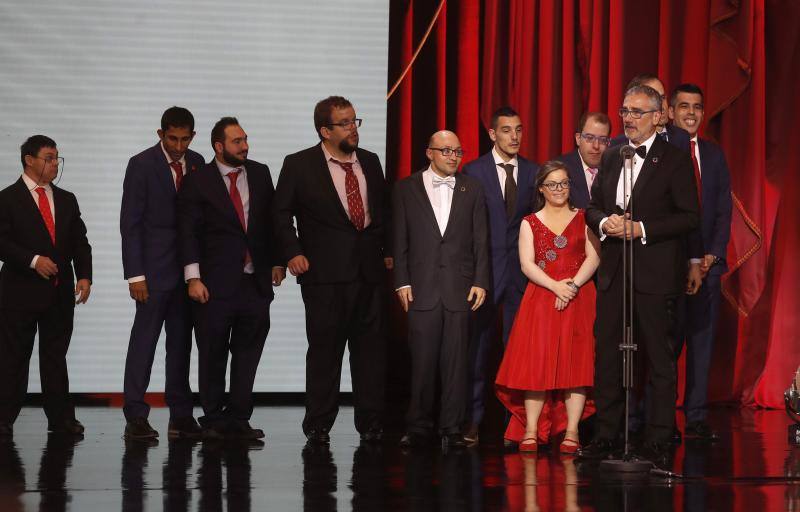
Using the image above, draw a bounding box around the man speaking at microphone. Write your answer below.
[581,85,700,464]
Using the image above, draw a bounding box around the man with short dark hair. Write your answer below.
[461,106,539,445]
[669,83,732,441]
[120,106,206,439]
[179,117,284,440]
[559,112,612,209]
[273,96,392,445]
[0,135,92,437]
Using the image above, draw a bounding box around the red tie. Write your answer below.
[689,140,702,208]
[226,170,251,266]
[35,187,56,245]
[170,161,184,190]
[331,159,365,231]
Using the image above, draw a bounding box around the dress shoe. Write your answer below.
[201,426,226,440]
[559,431,580,454]
[503,438,518,452]
[0,422,13,437]
[519,437,538,453]
[227,422,265,440]
[305,428,331,445]
[399,432,431,449]
[441,433,467,450]
[576,438,616,460]
[463,424,479,446]
[360,426,384,443]
[48,418,85,435]
[168,417,202,439]
[684,421,719,441]
[636,440,673,469]
[125,417,158,439]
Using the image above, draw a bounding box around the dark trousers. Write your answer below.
[192,274,270,428]
[407,303,470,435]
[301,280,386,435]
[123,284,194,420]
[0,301,75,425]
[468,286,522,426]
[675,273,722,423]
[593,275,679,444]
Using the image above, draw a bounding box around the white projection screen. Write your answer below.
[0,1,389,392]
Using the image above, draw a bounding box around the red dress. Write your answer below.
[495,210,596,442]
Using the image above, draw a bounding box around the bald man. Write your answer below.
[392,131,491,449]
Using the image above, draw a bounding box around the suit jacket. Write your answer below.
[461,152,537,302]
[178,159,278,299]
[611,124,691,154]
[272,144,391,285]
[0,178,92,311]
[585,136,700,295]
[120,143,205,291]
[393,171,491,312]
[696,138,733,275]
[558,149,591,209]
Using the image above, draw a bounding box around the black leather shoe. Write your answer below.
[463,424,479,446]
[441,433,467,450]
[306,428,331,445]
[360,426,384,443]
[399,432,431,449]
[168,417,202,439]
[0,422,13,437]
[49,418,84,435]
[227,422,265,440]
[125,417,158,439]
[685,421,719,441]
[576,438,616,460]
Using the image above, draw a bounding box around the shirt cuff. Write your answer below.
[30,255,39,269]
[127,275,145,283]
[598,217,609,241]
[639,222,647,244]
[184,263,200,282]
[689,258,702,264]
[395,285,411,291]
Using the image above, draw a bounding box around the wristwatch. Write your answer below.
[567,281,579,292]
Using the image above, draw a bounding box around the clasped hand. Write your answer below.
[551,278,577,311]
[603,213,642,240]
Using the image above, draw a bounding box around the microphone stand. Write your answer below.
[600,145,652,475]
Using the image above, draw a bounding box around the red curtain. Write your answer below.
[386,0,798,408]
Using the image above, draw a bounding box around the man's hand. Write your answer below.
[686,262,702,295]
[75,279,91,304]
[34,256,58,279]
[605,214,642,239]
[467,286,486,311]
[287,255,310,276]
[550,279,577,303]
[129,280,149,303]
[700,254,716,275]
[383,257,394,270]
[397,287,413,312]
[602,214,625,236]
[272,266,286,286]
[188,278,210,303]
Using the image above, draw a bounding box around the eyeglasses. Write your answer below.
[33,156,64,167]
[328,118,362,129]
[542,180,570,191]
[428,147,464,157]
[579,133,611,146]
[618,108,659,119]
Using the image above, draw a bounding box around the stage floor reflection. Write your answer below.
[0,406,797,511]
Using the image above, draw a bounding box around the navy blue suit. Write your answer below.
[120,142,205,421]
[677,138,732,423]
[461,152,538,426]
[558,149,592,209]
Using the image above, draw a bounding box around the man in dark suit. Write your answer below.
[610,74,691,154]
[394,130,491,449]
[0,135,92,436]
[460,107,538,444]
[273,96,392,445]
[559,112,612,209]
[178,117,284,439]
[668,83,732,441]
[120,107,205,440]
[581,85,701,462]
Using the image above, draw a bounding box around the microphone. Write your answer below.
[620,145,635,160]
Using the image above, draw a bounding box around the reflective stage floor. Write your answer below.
[0,406,797,511]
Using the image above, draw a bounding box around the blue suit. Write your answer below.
[461,151,538,426]
[120,142,205,421]
[677,138,732,423]
[558,149,591,209]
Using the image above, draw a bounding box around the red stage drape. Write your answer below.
[386,0,798,409]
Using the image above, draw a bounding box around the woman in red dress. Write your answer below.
[495,160,600,453]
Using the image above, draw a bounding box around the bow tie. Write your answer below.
[432,175,456,189]
[634,145,647,158]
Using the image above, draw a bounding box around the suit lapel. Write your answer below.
[16,179,55,247]
[152,144,178,197]
[630,136,666,205]
[244,163,260,235]
[314,146,351,224]
[52,186,68,249]
[442,174,466,238]
[514,159,534,217]
[207,165,242,229]
[606,153,624,211]
[410,172,441,238]
[481,155,504,205]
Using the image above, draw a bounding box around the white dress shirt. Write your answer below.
[422,167,455,236]
[491,147,518,199]
[22,173,55,269]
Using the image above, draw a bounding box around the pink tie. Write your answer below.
[587,168,598,197]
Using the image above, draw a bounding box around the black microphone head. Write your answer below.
[620,145,635,159]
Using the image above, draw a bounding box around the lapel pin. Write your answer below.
[652,157,659,163]
[460,186,466,192]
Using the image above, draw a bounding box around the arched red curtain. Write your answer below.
[386,0,799,409]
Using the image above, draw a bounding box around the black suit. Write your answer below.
[178,159,277,428]
[393,170,490,434]
[273,144,390,435]
[585,136,699,443]
[0,177,91,425]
